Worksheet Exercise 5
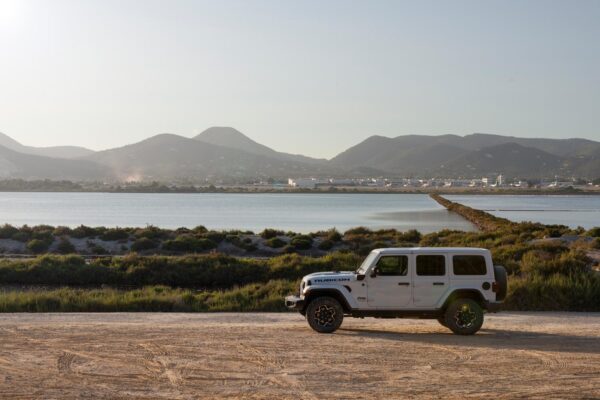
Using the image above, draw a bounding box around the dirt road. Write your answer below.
[0,313,598,399]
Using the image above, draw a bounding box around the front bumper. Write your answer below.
[285,295,305,311]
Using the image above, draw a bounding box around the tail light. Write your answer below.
[492,281,498,293]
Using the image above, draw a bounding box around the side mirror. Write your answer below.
[370,267,378,278]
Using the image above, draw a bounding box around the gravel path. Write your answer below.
[0,312,598,399]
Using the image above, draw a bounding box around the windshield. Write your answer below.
[356,251,378,274]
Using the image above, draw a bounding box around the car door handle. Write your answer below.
[433,282,445,286]
[398,282,410,286]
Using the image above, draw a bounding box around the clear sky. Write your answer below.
[0,0,599,158]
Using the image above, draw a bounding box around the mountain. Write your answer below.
[0,144,109,180]
[461,133,600,157]
[194,127,326,164]
[331,133,600,178]
[439,143,564,177]
[0,132,94,159]
[85,133,331,181]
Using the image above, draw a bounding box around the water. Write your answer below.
[446,195,600,229]
[0,193,475,233]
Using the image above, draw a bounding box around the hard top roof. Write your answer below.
[373,247,490,255]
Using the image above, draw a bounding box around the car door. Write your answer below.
[367,255,412,308]
[412,253,449,308]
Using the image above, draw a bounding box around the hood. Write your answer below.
[304,271,356,283]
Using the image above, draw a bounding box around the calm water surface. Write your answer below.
[0,193,475,233]
[446,195,600,229]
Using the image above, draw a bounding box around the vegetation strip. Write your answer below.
[0,196,599,312]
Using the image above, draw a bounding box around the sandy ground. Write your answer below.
[0,313,598,399]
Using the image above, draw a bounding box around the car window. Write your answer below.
[416,255,445,276]
[376,256,408,276]
[453,255,487,275]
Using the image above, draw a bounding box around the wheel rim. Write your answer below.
[454,303,477,329]
[314,304,336,327]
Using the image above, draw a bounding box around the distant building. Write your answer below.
[496,174,505,187]
[288,178,318,189]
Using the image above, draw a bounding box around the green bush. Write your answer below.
[56,238,76,254]
[266,237,286,248]
[586,227,600,238]
[290,235,313,250]
[71,225,102,239]
[0,224,18,239]
[87,242,109,255]
[134,226,167,240]
[261,229,285,239]
[162,235,216,252]
[100,228,130,241]
[397,229,421,243]
[131,237,158,252]
[318,240,334,250]
[26,239,50,254]
[325,228,342,242]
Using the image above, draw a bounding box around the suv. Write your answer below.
[285,247,507,335]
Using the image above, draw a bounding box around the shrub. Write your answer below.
[586,227,600,238]
[325,228,342,242]
[12,230,31,242]
[134,225,167,240]
[290,235,313,250]
[193,225,208,234]
[204,231,226,243]
[345,227,371,235]
[162,235,216,252]
[100,228,130,241]
[520,250,591,277]
[53,226,72,236]
[131,238,158,252]
[260,229,284,239]
[71,225,102,239]
[0,224,18,239]
[318,240,334,250]
[27,239,50,254]
[397,229,421,243]
[56,238,76,254]
[87,242,109,255]
[265,237,286,248]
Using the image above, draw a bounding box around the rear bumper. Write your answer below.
[285,295,305,311]
[485,301,503,313]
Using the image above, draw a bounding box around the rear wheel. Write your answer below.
[444,298,484,335]
[437,317,448,328]
[305,296,344,333]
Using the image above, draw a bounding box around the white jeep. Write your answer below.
[285,247,507,335]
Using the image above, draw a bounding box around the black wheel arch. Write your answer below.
[303,289,352,313]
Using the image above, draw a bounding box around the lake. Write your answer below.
[0,193,474,233]
[446,195,600,229]
[0,193,597,233]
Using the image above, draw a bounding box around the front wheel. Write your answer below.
[305,296,344,333]
[444,299,484,335]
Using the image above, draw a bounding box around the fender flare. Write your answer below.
[441,289,487,310]
[303,288,353,313]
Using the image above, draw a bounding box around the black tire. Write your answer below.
[305,296,344,333]
[493,265,508,301]
[444,298,484,335]
[437,317,448,328]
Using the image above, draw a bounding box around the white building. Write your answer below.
[288,178,318,189]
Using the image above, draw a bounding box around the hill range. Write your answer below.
[0,128,598,182]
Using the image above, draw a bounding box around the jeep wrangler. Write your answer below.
[285,247,507,335]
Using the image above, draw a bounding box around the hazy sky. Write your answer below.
[1,0,599,158]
